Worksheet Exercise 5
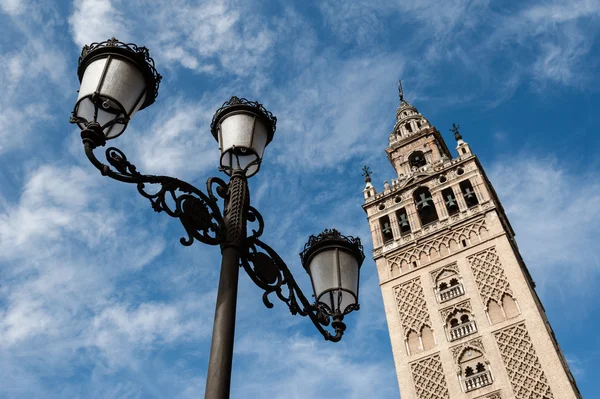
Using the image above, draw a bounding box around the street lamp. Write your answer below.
[70,38,365,399]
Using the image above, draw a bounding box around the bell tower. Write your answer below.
[363,83,581,399]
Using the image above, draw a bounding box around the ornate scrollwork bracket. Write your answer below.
[239,238,349,342]
[77,121,357,342]
[79,124,226,247]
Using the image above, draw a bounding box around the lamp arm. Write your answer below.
[239,237,346,342]
[82,138,227,247]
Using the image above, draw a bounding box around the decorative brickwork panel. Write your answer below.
[394,278,432,334]
[450,337,484,364]
[387,218,488,272]
[440,299,472,322]
[494,323,554,399]
[468,247,513,305]
[410,354,450,399]
[430,263,459,284]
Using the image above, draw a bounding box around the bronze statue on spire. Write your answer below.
[398,80,404,103]
[450,123,462,141]
[362,165,372,183]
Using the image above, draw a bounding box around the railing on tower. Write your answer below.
[450,319,477,341]
[438,283,465,303]
[464,370,492,392]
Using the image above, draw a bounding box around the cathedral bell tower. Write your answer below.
[362,83,581,399]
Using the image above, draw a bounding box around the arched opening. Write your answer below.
[442,187,459,216]
[396,208,411,235]
[449,278,459,286]
[502,294,520,318]
[407,330,421,355]
[460,180,479,207]
[429,247,439,260]
[379,215,393,243]
[409,151,426,168]
[487,299,505,324]
[439,282,448,291]
[447,309,477,341]
[413,187,439,226]
[459,349,492,392]
[405,122,413,133]
[421,326,435,350]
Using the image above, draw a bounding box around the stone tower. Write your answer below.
[362,85,581,399]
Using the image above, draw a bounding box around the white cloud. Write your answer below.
[69,0,129,48]
[233,333,398,399]
[0,0,25,15]
[267,54,404,169]
[121,97,220,179]
[489,155,600,291]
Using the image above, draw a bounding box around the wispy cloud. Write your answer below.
[489,155,600,293]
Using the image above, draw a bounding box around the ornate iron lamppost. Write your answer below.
[69,38,364,399]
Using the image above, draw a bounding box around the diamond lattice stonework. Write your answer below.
[410,354,450,399]
[494,323,554,399]
[394,277,431,334]
[468,247,513,305]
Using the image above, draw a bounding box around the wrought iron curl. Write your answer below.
[239,237,346,342]
[83,140,225,246]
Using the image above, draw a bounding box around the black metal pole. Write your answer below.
[204,245,240,399]
[204,170,249,399]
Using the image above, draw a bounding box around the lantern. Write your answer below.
[300,229,364,316]
[72,38,161,140]
[210,96,277,177]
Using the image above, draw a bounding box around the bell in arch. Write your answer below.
[464,187,476,200]
[445,194,458,208]
[416,192,432,210]
[398,213,410,229]
[382,221,392,235]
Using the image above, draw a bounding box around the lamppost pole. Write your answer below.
[205,171,248,399]
[69,38,365,399]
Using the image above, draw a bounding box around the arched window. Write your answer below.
[409,151,426,168]
[435,269,465,303]
[459,350,493,392]
[413,187,439,225]
[396,208,411,235]
[442,187,459,215]
[447,309,477,341]
[379,215,393,243]
[459,180,479,207]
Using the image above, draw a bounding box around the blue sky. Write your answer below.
[0,0,599,398]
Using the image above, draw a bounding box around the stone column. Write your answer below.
[432,190,448,219]
[454,185,468,212]
[405,202,421,231]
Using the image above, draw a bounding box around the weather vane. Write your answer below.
[450,123,462,141]
[398,80,404,102]
[362,165,372,182]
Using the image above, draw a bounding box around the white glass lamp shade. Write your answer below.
[307,246,360,314]
[211,97,276,177]
[74,56,147,138]
[72,39,161,140]
[215,110,269,177]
